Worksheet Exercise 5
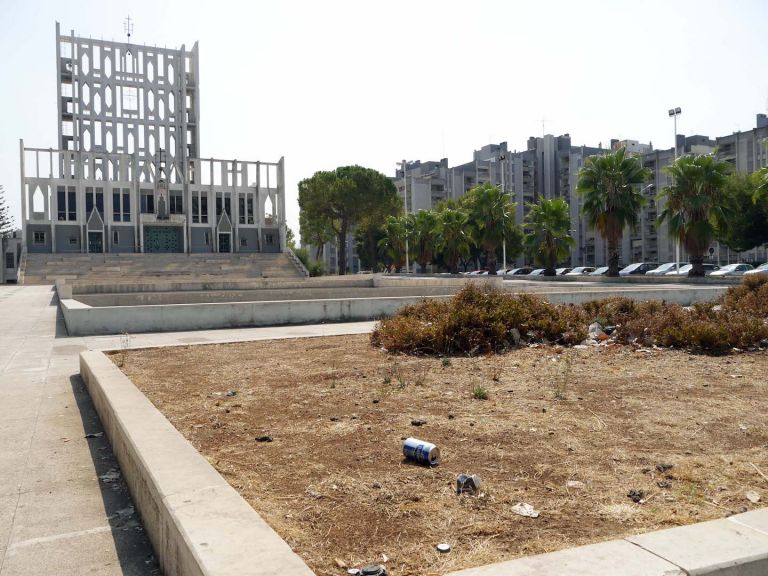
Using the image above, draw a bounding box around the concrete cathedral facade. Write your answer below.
[20,23,286,255]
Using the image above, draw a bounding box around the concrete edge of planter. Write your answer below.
[79,349,315,576]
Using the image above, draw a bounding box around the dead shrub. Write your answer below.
[371,285,587,356]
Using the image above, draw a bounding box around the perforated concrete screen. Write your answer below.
[20,22,286,256]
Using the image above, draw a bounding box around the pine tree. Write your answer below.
[0,185,14,238]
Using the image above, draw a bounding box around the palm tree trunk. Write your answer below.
[689,254,705,277]
[337,221,348,276]
[486,249,497,274]
[607,238,620,277]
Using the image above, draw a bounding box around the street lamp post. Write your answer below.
[400,159,410,274]
[668,107,682,271]
[485,154,508,270]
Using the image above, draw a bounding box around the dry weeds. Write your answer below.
[115,336,768,576]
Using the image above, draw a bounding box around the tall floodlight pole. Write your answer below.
[400,159,410,274]
[500,154,507,270]
[668,107,682,272]
[486,154,508,270]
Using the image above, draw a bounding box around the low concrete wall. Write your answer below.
[374,275,503,288]
[61,295,447,336]
[73,274,374,295]
[76,285,465,307]
[61,284,729,336]
[79,351,315,576]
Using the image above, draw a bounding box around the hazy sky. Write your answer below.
[1,0,767,236]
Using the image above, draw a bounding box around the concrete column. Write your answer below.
[19,140,26,247]
[278,157,286,252]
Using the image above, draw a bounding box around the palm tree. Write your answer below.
[411,209,438,273]
[465,183,516,274]
[576,147,651,276]
[434,207,471,274]
[377,215,407,272]
[658,154,732,277]
[524,197,574,276]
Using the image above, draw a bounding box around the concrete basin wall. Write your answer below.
[61,285,730,337]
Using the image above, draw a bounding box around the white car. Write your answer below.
[528,269,545,276]
[665,263,720,276]
[744,263,768,276]
[646,262,687,276]
[565,266,596,275]
[710,263,754,276]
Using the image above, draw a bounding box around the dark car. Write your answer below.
[619,262,658,276]
[505,267,533,276]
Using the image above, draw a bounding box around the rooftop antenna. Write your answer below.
[124,16,134,54]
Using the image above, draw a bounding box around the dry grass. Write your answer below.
[115,336,768,575]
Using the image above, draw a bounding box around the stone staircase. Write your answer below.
[22,252,305,285]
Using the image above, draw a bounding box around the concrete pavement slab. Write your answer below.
[445,538,685,575]
[0,286,158,575]
[628,518,768,575]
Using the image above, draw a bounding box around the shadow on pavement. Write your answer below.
[68,374,162,575]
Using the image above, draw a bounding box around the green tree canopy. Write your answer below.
[658,154,732,277]
[715,171,768,253]
[411,209,439,273]
[576,147,651,276]
[434,207,471,274]
[524,197,574,276]
[298,166,399,274]
[463,183,518,274]
[377,215,408,272]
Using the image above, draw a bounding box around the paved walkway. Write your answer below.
[0,285,374,574]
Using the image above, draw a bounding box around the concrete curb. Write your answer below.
[79,350,315,576]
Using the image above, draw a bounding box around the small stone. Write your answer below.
[226,390,237,397]
[657,480,672,489]
[510,502,540,518]
[330,416,340,422]
[255,435,273,442]
[372,399,379,404]
[372,481,382,489]
[411,419,427,427]
[746,490,761,504]
[655,463,674,473]
[448,414,455,420]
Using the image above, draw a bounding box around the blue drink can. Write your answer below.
[403,437,441,466]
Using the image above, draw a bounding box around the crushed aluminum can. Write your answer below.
[402,437,441,466]
[360,565,387,576]
[456,473,481,495]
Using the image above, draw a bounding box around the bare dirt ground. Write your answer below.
[115,336,768,576]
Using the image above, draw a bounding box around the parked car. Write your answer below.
[619,262,658,276]
[555,267,573,275]
[710,263,754,276]
[565,266,596,275]
[645,262,688,276]
[744,262,768,276]
[665,263,720,276]
[589,266,609,276]
[505,267,533,276]
[528,268,546,276]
